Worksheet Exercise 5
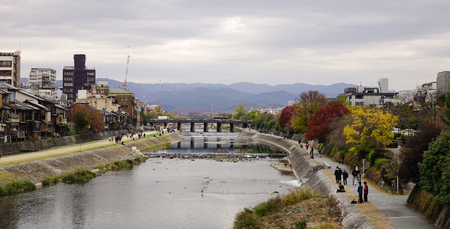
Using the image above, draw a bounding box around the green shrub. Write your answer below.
[3,180,36,195]
[42,178,51,186]
[374,158,390,170]
[233,208,261,229]
[0,186,6,197]
[293,219,307,229]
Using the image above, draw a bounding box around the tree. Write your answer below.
[398,120,442,184]
[141,111,148,125]
[419,130,450,206]
[343,107,398,152]
[305,102,349,142]
[441,92,450,127]
[68,104,103,133]
[290,91,326,133]
[232,102,248,119]
[278,106,295,133]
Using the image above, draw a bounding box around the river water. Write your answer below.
[0,135,298,229]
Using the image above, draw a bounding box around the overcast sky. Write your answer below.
[2,0,450,91]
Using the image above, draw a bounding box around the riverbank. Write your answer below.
[240,131,376,229]
[0,132,183,186]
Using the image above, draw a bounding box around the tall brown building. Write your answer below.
[62,54,96,104]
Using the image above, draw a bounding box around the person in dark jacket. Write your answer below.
[342,169,349,185]
[337,183,345,192]
[357,182,363,203]
[334,166,342,183]
[352,168,360,186]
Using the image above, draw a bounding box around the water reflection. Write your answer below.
[0,136,296,229]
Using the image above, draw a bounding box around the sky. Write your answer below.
[2,0,450,91]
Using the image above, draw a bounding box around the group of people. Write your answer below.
[334,166,349,185]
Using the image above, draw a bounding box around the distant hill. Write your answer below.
[98,78,356,113]
[20,77,357,113]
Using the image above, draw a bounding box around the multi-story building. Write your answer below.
[62,54,96,104]
[0,51,21,87]
[342,78,400,107]
[414,81,437,103]
[28,68,58,100]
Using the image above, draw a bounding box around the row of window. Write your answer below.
[0,61,12,67]
[0,70,12,76]
[64,83,73,87]
[64,88,73,92]
[63,71,74,76]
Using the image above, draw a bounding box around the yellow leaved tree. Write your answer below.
[343,107,398,152]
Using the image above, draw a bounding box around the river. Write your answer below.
[0,135,298,229]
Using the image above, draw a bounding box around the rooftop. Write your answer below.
[108,87,133,95]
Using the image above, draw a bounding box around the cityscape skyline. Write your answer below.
[2,0,450,91]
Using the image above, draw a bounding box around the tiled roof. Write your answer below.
[108,87,133,94]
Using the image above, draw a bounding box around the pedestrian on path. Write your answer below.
[364,182,369,202]
[352,167,360,186]
[334,166,342,183]
[357,182,363,203]
[342,169,348,185]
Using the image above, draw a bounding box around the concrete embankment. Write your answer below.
[0,130,133,156]
[0,133,183,184]
[240,131,376,229]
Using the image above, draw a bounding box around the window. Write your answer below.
[121,97,123,101]
[125,97,128,101]
[63,71,73,76]
[64,83,73,86]
[64,77,73,81]
[0,70,12,76]
[64,88,73,92]
[0,61,12,67]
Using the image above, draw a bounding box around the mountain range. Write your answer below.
[99,79,356,113]
[21,78,356,113]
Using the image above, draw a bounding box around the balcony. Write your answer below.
[8,114,20,123]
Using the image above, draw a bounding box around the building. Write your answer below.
[62,54,96,104]
[0,51,21,87]
[414,81,437,103]
[342,79,400,107]
[28,68,58,100]
[437,71,450,98]
[107,87,139,127]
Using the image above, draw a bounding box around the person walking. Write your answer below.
[342,170,348,185]
[364,182,369,202]
[334,166,342,183]
[357,182,363,203]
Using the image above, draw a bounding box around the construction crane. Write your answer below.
[123,55,130,90]
[142,93,149,106]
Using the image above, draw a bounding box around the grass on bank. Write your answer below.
[0,180,36,197]
[0,131,169,167]
[234,188,342,229]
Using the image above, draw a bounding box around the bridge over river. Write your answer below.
[148,118,252,132]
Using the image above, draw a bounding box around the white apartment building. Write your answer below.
[342,78,401,107]
[0,51,21,87]
[29,68,57,87]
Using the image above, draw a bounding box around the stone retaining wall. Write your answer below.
[0,133,184,183]
[0,130,135,156]
[240,131,376,229]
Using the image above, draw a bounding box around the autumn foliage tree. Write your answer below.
[278,106,295,133]
[290,91,327,133]
[67,104,103,133]
[344,107,398,152]
[305,102,349,142]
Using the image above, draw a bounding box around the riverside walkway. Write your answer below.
[0,131,157,166]
[295,140,435,229]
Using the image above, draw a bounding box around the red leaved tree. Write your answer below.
[67,104,104,133]
[278,106,295,133]
[305,102,349,142]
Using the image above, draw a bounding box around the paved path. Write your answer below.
[0,131,158,166]
[295,141,435,229]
